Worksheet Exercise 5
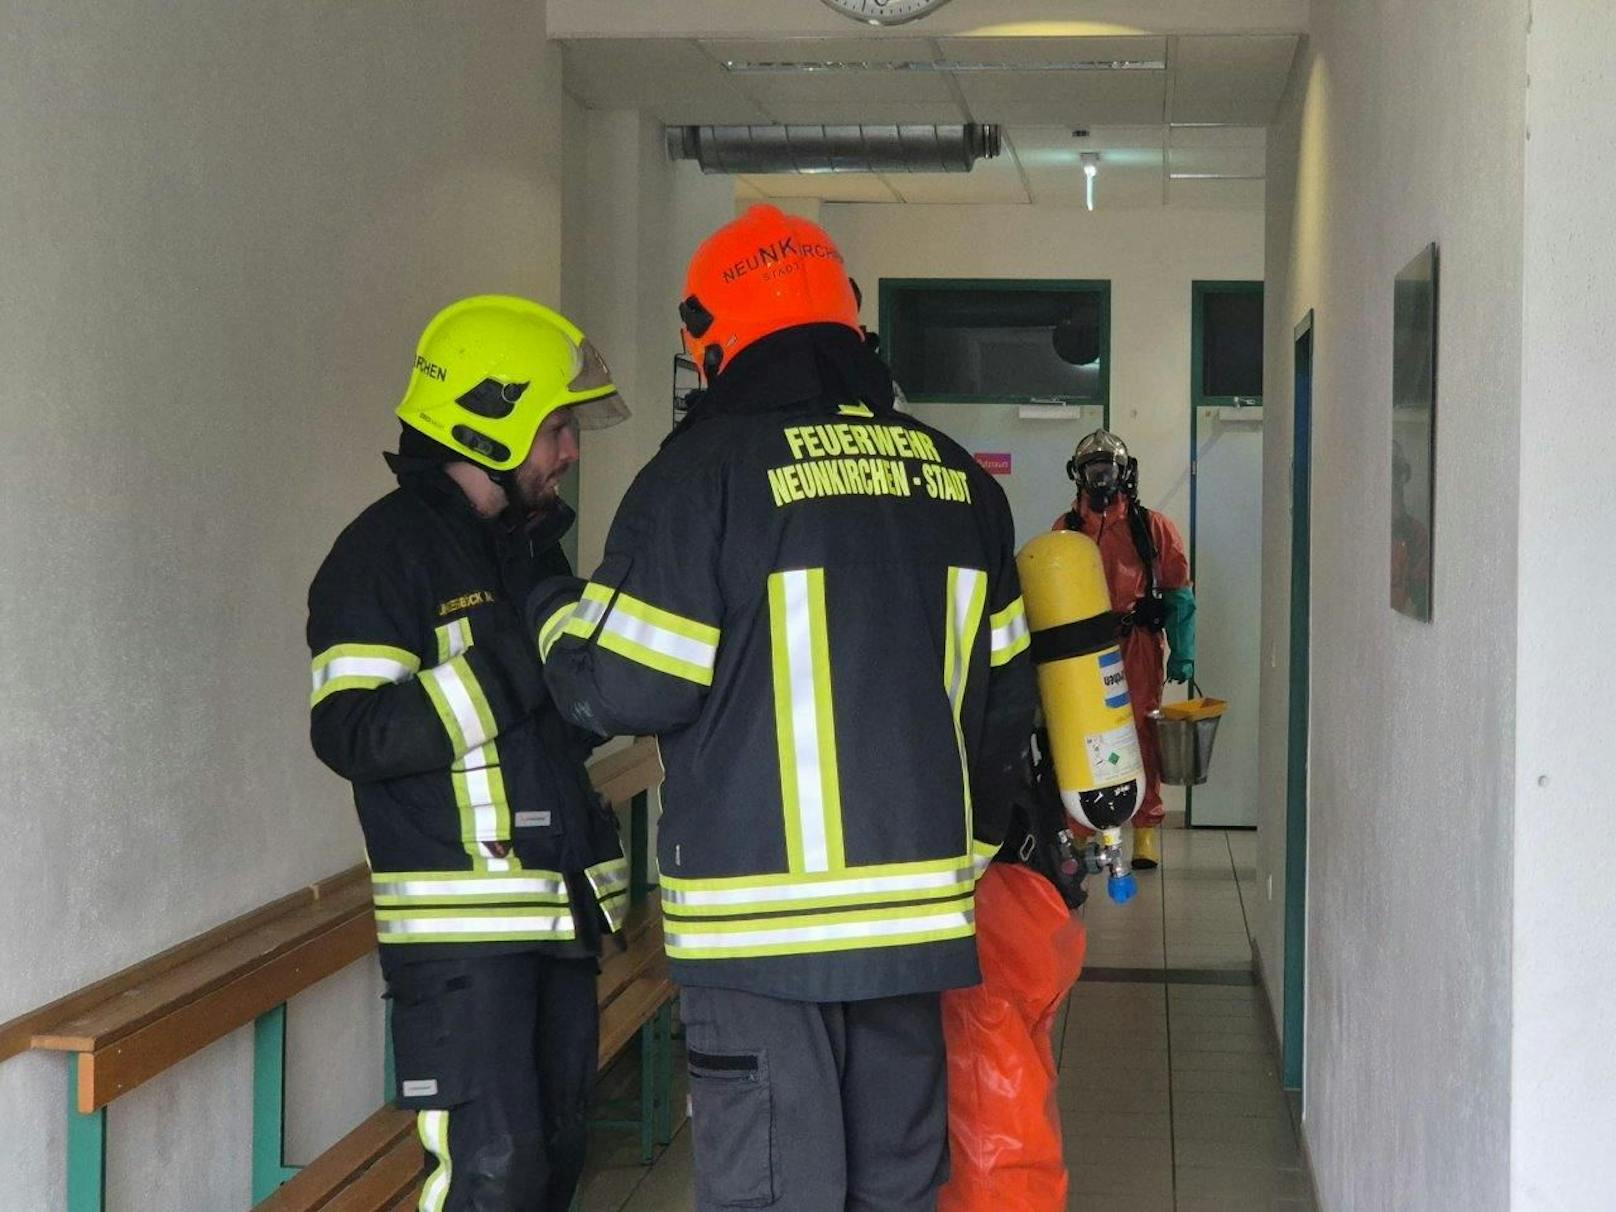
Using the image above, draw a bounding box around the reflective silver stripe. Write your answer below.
[666,906,975,954]
[946,569,986,711]
[418,1111,452,1212]
[455,743,497,773]
[661,864,974,909]
[780,569,834,871]
[571,595,609,629]
[377,913,575,938]
[439,618,472,661]
[421,660,493,751]
[458,765,502,843]
[311,654,414,694]
[598,892,629,932]
[587,860,630,898]
[372,874,567,901]
[599,609,718,676]
[990,598,1031,664]
[537,602,575,659]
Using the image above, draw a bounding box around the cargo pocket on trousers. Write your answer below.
[384,966,479,1110]
[687,1048,776,1207]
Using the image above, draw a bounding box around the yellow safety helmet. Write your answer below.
[396,295,629,472]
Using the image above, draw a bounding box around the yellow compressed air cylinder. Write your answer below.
[1016,530,1143,837]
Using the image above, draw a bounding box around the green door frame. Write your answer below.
[877,277,1112,417]
[1187,279,1264,828]
[1283,310,1315,1092]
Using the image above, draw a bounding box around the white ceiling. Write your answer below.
[561,33,1294,210]
[548,0,1311,40]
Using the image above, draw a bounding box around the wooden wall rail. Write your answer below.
[0,736,665,1121]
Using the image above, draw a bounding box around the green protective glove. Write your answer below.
[1163,587,1196,684]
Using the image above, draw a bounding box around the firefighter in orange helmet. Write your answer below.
[534,204,1038,1211]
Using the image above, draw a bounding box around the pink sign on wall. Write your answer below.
[974,452,1013,476]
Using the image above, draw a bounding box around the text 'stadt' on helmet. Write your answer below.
[678,204,862,382]
[396,295,629,472]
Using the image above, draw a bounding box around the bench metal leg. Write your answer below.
[252,1004,301,1200]
[655,1002,675,1147]
[383,997,396,1105]
[67,1056,105,1212]
[638,1019,657,1165]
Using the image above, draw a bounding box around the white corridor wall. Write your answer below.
[0,3,569,1207]
[1260,1,1525,1208]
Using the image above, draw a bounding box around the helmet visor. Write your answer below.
[566,339,630,430]
[569,391,630,431]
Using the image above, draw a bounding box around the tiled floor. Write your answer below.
[577,824,1313,1212]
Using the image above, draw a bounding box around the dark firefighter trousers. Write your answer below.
[386,953,599,1212]
[681,985,950,1212]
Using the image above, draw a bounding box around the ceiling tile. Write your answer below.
[1167,177,1267,210]
[1167,145,1266,178]
[1170,91,1288,125]
[955,71,1166,126]
[1173,34,1300,74]
[937,36,1167,67]
[733,67,962,126]
[745,99,971,124]
[1167,125,1268,151]
[561,40,770,124]
[739,172,901,202]
[1170,34,1297,125]
[702,37,940,66]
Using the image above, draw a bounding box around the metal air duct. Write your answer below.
[665,123,1000,175]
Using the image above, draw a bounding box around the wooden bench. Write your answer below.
[0,737,671,1212]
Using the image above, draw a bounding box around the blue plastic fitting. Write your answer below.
[1108,872,1139,905]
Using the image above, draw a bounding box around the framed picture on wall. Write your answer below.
[1391,243,1438,621]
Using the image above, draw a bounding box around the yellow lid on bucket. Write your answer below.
[1158,697,1228,722]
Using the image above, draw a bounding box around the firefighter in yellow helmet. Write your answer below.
[306,296,629,1211]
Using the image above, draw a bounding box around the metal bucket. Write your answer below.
[1150,710,1224,787]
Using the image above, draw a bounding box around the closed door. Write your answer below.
[1190,409,1263,827]
[905,403,1106,550]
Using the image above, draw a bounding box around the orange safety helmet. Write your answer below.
[678,204,863,382]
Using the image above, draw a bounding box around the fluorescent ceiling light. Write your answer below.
[720,58,1164,74]
[1168,173,1265,180]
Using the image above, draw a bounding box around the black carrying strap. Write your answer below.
[1030,610,1119,665]
[998,741,1086,910]
[1126,498,1159,602]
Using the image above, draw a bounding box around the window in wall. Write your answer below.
[879,279,1111,405]
[1193,281,1265,405]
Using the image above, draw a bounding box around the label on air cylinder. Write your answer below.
[1086,724,1143,784]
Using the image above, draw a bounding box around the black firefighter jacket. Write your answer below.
[534,327,1039,1002]
[307,461,626,972]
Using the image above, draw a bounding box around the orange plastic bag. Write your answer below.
[939,863,1087,1212]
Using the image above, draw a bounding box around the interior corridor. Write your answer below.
[577,825,1311,1212]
